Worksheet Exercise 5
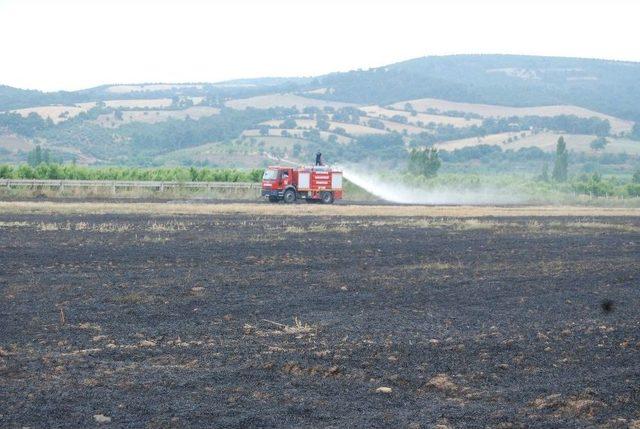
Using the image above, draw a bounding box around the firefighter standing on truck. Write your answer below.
[315,151,322,166]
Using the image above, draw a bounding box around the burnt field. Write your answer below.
[1,207,640,428]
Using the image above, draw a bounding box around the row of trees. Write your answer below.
[481,115,611,137]
[26,145,60,166]
[571,172,640,198]
[0,164,264,182]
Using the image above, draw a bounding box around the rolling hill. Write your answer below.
[314,55,640,121]
[1,54,639,170]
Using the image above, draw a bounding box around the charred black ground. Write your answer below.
[1,213,639,428]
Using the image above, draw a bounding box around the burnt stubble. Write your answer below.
[1,213,639,428]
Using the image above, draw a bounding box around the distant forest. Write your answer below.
[314,55,640,121]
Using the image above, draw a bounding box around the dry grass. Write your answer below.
[361,105,482,128]
[404,261,454,271]
[531,394,604,418]
[390,98,633,134]
[434,132,640,155]
[114,292,153,305]
[426,374,459,392]
[0,219,192,233]
[94,106,220,128]
[103,98,173,109]
[339,217,634,233]
[453,219,499,230]
[244,317,317,338]
[37,222,69,231]
[148,220,189,232]
[0,185,259,201]
[105,84,203,94]
[225,93,354,110]
[0,221,30,228]
[362,117,426,134]
[243,127,352,144]
[260,118,385,136]
[10,105,91,123]
[281,317,316,335]
[140,235,171,243]
[0,201,638,217]
[285,223,351,233]
[561,221,640,232]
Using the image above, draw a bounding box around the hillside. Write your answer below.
[1,54,639,172]
[314,55,640,121]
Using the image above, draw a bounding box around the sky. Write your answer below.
[0,0,639,91]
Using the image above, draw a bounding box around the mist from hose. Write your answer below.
[340,165,526,205]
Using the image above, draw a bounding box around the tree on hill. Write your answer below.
[590,137,608,151]
[281,118,297,129]
[633,169,640,184]
[27,145,52,166]
[552,136,569,182]
[632,123,640,140]
[368,119,385,130]
[302,129,321,141]
[258,125,269,136]
[0,112,50,137]
[303,106,321,115]
[404,102,416,115]
[292,143,302,157]
[316,119,330,131]
[391,114,408,124]
[538,162,549,182]
[408,147,441,178]
[170,96,193,109]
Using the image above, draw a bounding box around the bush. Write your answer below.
[626,183,640,197]
[408,148,441,178]
[571,173,615,197]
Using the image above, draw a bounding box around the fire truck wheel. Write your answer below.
[283,189,297,204]
[268,196,279,203]
[321,192,334,204]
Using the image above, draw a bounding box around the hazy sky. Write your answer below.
[1,0,638,91]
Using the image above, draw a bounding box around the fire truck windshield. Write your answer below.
[262,169,278,180]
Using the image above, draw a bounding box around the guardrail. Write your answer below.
[0,179,260,190]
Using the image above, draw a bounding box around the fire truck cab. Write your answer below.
[261,165,343,204]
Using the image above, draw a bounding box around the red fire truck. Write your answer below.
[261,165,343,203]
